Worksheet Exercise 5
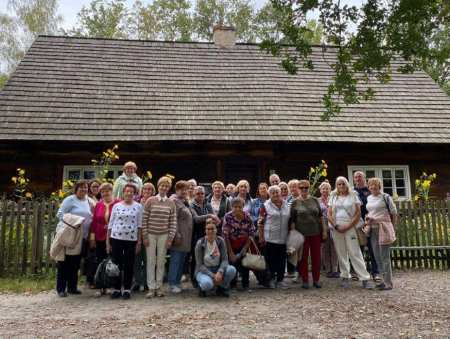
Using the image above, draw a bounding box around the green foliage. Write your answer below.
[262,0,450,120]
[91,144,120,183]
[415,172,437,202]
[307,160,328,196]
[0,73,9,89]
[0,273,55,293]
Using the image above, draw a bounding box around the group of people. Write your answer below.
[55,161,397,299]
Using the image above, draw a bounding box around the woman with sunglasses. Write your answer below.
[290,180,327,289]
[327,176,373,289]
[195,219,236,297]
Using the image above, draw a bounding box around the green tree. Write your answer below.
[69,0,131,39]
[262,0,450,120]
[132,0,193,41]
[193,0,255,41]
[0,0,62,88]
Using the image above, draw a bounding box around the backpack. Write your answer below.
[94,257,120,289]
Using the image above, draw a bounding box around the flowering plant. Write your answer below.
[91,145,119,183]
[50,179,75,203]
[11,168,32,199]
[142,170,153,184]
[308,160,328,196]
[415,172,437,201]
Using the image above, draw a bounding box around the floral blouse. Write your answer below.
[222,211,255,251]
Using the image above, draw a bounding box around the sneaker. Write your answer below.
[68,289,82,295]
[111,290,121,299]
[302,282,309,289]
[268,279,276,289]
[155,288,165,297]
[181,275,188,283]
[94,291,102,298]
[291,273,300,284]
[146,290,156,298]
[170,285,182,294]
[57,291,67,298]
[313,282,322,289]
[341,278,351,288]
[122,290,131,300]
[277,281,289,290]
[362,280,375,290]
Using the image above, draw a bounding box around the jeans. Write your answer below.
[168,250,187,287]
[56,254,81,293]
[364,234,379,275]
[111,238,136,291]
[370,227,393,286]
[196,265,237,291]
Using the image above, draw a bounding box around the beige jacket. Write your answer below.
[50,213,85,261]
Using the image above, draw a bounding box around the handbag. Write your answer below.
[242,238,266,271]
[379,221,396,245]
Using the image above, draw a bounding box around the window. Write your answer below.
[63,166,123,183]
[347,165,411,199]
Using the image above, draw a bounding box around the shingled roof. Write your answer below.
[1,35,450,143]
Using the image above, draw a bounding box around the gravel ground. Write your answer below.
[0,270,449,339]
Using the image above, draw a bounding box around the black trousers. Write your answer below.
[265,242,287,282]
[56,254,81,293]
[96,240,107,263]
[111,238,136,290]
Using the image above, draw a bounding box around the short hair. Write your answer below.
[319,181,331,191]
[269,174,280,182]
[268,185,281,195]
[230,197,245,207]
[205,217,216,226]
[157,176,172,188]
[99,182,113,192]
[188,179,197,186]
[73,180,89,193]
[367,177,382,189]
[236,179,250,191]
[354,171,366,179]
[298,179,310,187]
[211,181,225,190]
[123,161,137,170]
[142,182,155,194]
[123,183,138,194]
[194,186,205,194]
[226,183,236,190]
[287,179,299,189]
[278,181,288,189]
[175,180,190,191]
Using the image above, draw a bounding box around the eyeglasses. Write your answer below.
[299,187,309,190]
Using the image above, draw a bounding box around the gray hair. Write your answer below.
[268,185,281,195]
[188,179,197,186]
[194,185,205,194]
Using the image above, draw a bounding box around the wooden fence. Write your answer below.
[0,197,449,276]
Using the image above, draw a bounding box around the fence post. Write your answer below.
[22,200,31,274]
[0,197,8,275]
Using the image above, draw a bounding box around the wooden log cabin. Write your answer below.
[1,27,450,199]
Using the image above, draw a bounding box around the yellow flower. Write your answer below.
[309,167,315,174]
[17,168,21,171]
[166,173,175,180]
[113,145,119,150]
[115,155,119,160]
[147,170,153,179]
[25,192,32,198]
[102,152,108,157]
[58,190,65,198]
[19,169,25,175]
[324,164,328,169]
[422,180,431,189]
[91,159,98,163]
[321,169,327,177]
[19,178,26,185]
[415,179,420,186]
[432,173,437,179]
[321,160,326,164]
[11,176,17,183]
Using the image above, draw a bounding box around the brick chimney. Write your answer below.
[213,25,236,49]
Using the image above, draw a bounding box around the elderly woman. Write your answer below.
[225,183,237,198]
[286,179,300,206]
[251,183,269,226]
[168,180,193,294]
[222,197,256,290]
[142,176,177,298]
[133,182,156,292]
[319,181,339,278]
[55,180,93,297]
[187,179,197,204]
[107,184,143,299]
[279,181,290,201]
[365,177,398,290]
[89,182,120,296]
[190,186,219,286]
[258,185,289,289]
[112,161,143,199]
[207,181,231,234]
[195,219,237,297]
[290,180,327,289]
[236,180,254,215]
[328,177,373,289]
[88,179,101,202]
[269,174,281,186]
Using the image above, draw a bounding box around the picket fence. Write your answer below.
[0,197,449,276]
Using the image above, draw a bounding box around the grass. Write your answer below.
[0,273,55,294]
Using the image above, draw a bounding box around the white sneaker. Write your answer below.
[170,286,182,294]
[277,281,289,290]
[291,272,300,283]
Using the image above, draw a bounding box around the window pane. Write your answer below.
[84,171,96,180]
[383,179,393,188]
[68,170,81,180]
[105,170,114,179]
[396,179,405,188]
[366,170,376,178]
[118,170,123,176]
[395,170,405,179]
[382,170,392,178]
[396,188,406,196]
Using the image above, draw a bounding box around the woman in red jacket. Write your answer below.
[89,182,120,296]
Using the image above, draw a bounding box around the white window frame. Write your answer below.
[347,165,411,200]
[63,165,123,184]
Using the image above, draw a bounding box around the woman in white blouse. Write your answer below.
[327,177,373,289]
[107,183,143,300]
[365,177,398,290]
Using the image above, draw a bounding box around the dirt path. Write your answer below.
[0,271,449,338]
